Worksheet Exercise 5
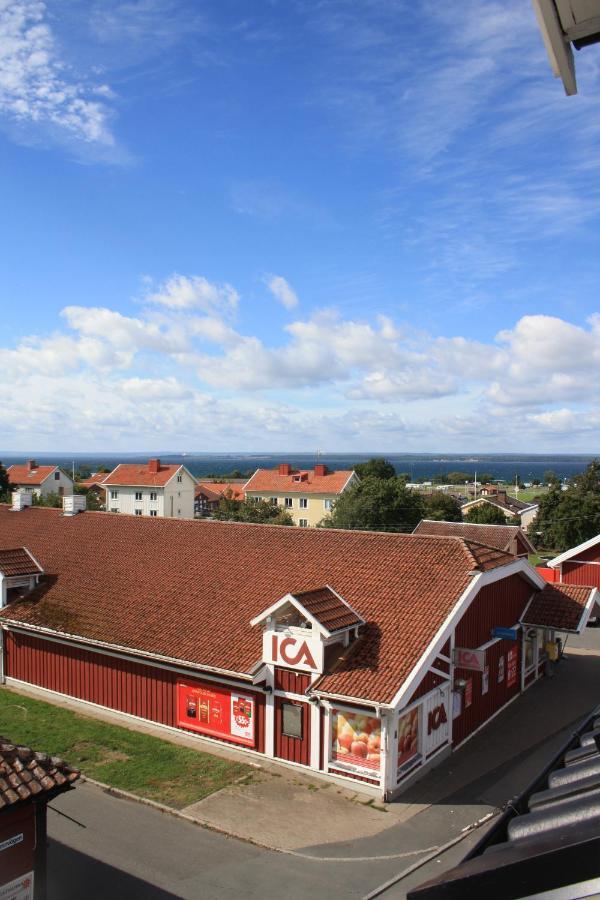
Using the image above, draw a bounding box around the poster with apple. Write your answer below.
[331,709,381,773]
[397,707,419,772]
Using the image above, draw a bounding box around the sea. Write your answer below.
[1,452,597,483]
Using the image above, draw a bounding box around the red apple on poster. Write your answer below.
[351,740,368,758]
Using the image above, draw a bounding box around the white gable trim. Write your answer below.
[164,465,198,487]
[389,558,545,710]
[547,533,600,568]
[249,592,331,637]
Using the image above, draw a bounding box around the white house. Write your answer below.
[102,458,197,519]
[7,460,74,499]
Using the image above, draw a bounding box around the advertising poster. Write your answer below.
[452,690,462,719]
[464,679,473,709]
[498,655,505,683]
[482,666,489,695]
[0,873,34,900]
[507,647,518,688]
[331,709,381,773]
[177,681,255,747]
[397,707,420,772]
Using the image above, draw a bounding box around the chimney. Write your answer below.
[314,464,328,477]
[11,491,32,512]
[497,490,507,503]
[27,459,37,472]
[63,495,87,516]
[278,463,292,476]
[148,458,160,474]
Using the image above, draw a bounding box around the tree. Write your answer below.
[32,491,61,509]
[424,492,462,522]
[353,458,396,480]
[532,461,600,550]
[544,470,560,487]
[213,497,293,525]
[0,461,9,501]
[464,502,507,525]
[323,476,424,531]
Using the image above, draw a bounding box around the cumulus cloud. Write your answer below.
[264,274,299,309]
[0,0,115,146]
[144,274,239,316]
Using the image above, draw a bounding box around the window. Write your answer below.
[135,509,142,516]
[54,471,60,480]
[150,492,157,501]
[177,475,183,483]
[299,519,308,528]
[299,498,308,509]
[150,510,157,517]
[284,497,293,508]
[110,490,118,500]
[281,703,303,739]
[324,498,333,510]
[270,497,278,506]
[135,491,143,501]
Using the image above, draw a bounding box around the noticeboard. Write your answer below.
[177,680,256,747]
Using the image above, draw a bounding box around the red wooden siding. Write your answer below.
[4,630,265,753]
[455,574,532,648]
[274,697,311,765]
[273,667,311,694]
[536,566,558,583]
[562,560,600,588]
[408,668,447,704]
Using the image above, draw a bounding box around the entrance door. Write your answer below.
[274,697,311,766]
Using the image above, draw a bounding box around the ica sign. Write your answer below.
[263,632,324,673]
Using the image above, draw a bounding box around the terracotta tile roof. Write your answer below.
[0,548,42,577]
[462,497,537,516]
[522,583,595,632]
[79,473,109,488]
[103,462,183,487]
[292,586,363,633]
[196,482,245,501]
[8,464,57,486]
[244,468,355,495]
[0,738,79,809]
[0,507,516,704]
[413,520,535,556]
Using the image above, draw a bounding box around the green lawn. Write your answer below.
[506,487,547,503]
[0,687,252,808]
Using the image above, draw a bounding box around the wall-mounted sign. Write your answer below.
[464,679,473,709]
[263,631,324,673]
[331,709,382,774]
[0,833,23,853]
[507,646,518,688]
[482,666,489,695]
[0,873,34,900]
[397,707,420,774]
[492,627,519,641]
[452,690,462,719]
[453,648,486,672]
[177,681,255,747]
[498,655,505,683]
[423,684,450,757]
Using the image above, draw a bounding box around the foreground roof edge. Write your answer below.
[547,532,600,568]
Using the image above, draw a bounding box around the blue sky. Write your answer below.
[2,0,600,452]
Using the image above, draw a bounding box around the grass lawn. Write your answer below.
[0,687,253,809]
[506,487,547,503]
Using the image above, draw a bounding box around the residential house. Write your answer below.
[413,520,536,558]
[461,489,539,531]
[102,458,197,519]
[194,481,245,517]
[243,463,357,526]
[7,460,73,499]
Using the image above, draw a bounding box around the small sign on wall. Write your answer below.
[0,873,34,900]
[452,690,462,719]
[482,666,489,695]
[464,679,473,709]
[498,655,505,683]
[507,647,518,688]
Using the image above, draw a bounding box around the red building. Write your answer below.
[547,534,600,590]
[0,507,596,800]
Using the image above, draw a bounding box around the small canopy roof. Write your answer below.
[0,547,43,578]
[521,583,599,634]
[250,585,364,637]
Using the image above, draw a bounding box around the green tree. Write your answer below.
[0,461,10,501]
[74,484,103,511]
[424,492,462,522]
[32,491,61,509]
[464,503,507,525]
[532,462,600,550]
[213,497,293,525]
[323,476,424,531]
[544,470,560,487]
[353,458,396,480]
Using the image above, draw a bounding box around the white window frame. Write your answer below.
[324,498,333,510]
[299,518,308,528]
[135,491,143,501]
[269,497,278,506]
[149,510,157,517]
[177,474,183,483]
[110,490,119,500]
[284,497,293,508]
[150,492,157,501]
[134,509,142,516]
[299,497,308,509]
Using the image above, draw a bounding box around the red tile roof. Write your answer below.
[0,548,42,577]
[196,482,245,501]
[522,583,596,632]
[103,463,184,487]
[292,586,363,633]
[413,520,535,556]
[0,507,517,704]
[244,468,355,495]
[8,464,58,486]
[79,473,109,489]
[0,738,79,809]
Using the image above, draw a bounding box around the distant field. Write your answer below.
[0,687,252,808]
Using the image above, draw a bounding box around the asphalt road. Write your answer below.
[46,625,600,900]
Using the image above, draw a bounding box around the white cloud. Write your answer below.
[0,0,115,146]
[144,274,239,315]
[264,274,299,310]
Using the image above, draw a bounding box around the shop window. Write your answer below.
[282,703,303,739]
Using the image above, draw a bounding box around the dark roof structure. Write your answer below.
[522,583,597,632]
[0,738,79,810]
[0,547,43,577]
[413,520,535,557]
[292,586,363,633]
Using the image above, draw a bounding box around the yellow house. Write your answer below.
[244,464,358,527]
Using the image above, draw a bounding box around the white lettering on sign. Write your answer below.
[262,631,324,673]
[453,647,486,673]
[0,833,23,853]
[423,684,450,756]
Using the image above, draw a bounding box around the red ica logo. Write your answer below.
[272,634,317,670]
[427,703,448,735]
